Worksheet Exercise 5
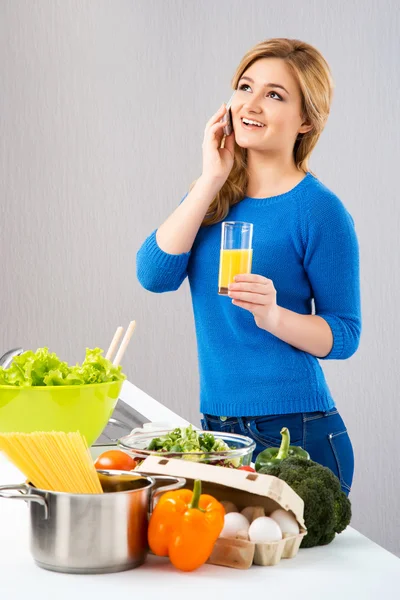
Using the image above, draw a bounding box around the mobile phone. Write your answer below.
[222,92,235,136]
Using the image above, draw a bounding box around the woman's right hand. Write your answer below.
[201,104,235,187]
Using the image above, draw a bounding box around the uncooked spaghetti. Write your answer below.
[0,431,103,493]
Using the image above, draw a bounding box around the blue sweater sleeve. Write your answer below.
[136,229,191,293]
[302,190,362,360]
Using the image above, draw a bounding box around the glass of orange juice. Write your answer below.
[218,221,253,295]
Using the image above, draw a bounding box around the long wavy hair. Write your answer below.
[193,38,334,227]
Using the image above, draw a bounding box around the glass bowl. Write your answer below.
[118,429,256,468]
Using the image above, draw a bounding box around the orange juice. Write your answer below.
[218,249,253,295]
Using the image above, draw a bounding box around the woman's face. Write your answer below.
[231,57,311,154]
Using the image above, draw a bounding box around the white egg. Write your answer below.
[219,512,250,539]
[269,508,300,535]
[248,517,282,543]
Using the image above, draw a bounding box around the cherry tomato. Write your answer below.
[94,450,137,471]
[238,465,256,472]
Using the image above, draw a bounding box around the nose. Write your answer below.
[243,95,263,114]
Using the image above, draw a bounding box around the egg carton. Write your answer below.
[208,513,306,569]
[139,455,308,570]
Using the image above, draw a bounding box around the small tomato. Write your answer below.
[94,450,137,471]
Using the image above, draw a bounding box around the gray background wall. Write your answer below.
[1,0,399,556]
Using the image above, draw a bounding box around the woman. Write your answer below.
[136,38,361,496]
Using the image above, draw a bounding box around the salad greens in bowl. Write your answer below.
[0,347,126,446]
[118,425,256,468]
[0,347,125,387]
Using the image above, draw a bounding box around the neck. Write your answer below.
[245,149,305,198]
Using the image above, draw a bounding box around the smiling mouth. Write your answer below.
[240,117,265,130]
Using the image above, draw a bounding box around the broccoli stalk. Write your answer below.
[260,456,351,548]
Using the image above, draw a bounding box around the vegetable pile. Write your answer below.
[253,426,351,548]
[0,347,125,387]
[259,457,351,548]
[144,425,242,467]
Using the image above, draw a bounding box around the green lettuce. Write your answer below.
[0,347,125,387]
[145,425,242,467]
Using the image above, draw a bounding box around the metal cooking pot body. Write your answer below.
[0,470,185,574]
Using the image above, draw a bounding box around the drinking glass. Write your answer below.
[218,221,253,295]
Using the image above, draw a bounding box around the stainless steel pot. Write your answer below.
[0,470,185,574]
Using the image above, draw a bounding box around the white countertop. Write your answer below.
[0,454,399,600]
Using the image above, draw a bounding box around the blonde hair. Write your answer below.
[193,38,334,227]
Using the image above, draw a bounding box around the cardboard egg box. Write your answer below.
[139,456,307,569]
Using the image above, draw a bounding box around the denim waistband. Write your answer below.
[204,407,338,423]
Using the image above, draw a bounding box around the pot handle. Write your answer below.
[0,483,49,519]
[147,475,186,510]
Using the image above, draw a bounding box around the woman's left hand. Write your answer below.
[228,274,280,331]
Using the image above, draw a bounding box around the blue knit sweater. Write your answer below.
[136,173,361,416]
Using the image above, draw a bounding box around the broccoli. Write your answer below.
[260,457,351,548]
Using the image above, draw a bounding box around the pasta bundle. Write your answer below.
[0,431,103,494]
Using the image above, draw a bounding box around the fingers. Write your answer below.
[209,121,228,133]
[223,129,236,155]
[233,274,271,285]
[229,291,268,305]
[228,282,269,295]
[203,103,236,152]
[231,299,257,312]
[202,120,228,149]
[206,104,228,129]
[228,276,276,305]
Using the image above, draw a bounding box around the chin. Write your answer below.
[234,130,285,154]
[234,136,267,151]
[233,127,268,150]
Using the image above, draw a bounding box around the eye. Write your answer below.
[238,84,283,101]
[267,91,283,101]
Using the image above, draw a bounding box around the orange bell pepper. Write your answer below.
[148,479,225,571]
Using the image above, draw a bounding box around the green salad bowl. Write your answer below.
[0,380,124,447]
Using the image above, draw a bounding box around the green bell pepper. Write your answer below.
[255,427,310,472]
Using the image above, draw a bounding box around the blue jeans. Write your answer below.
[201,408,354,496]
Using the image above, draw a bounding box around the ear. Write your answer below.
[298,120,313,135]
